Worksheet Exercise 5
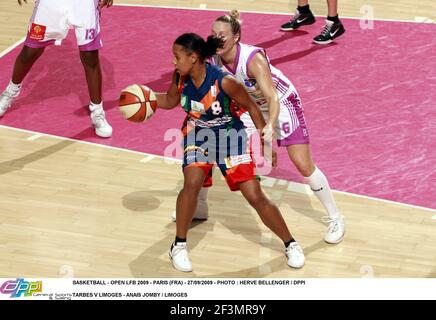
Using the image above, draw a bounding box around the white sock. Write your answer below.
[306,167,340,219]
[6,80,22,94]
[195,187,209,215]
[89,102,103,113]
[198,187,209,201]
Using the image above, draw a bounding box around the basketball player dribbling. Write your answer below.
[155,33,305,272]
[0,0,113,138]
[172,11,345,245]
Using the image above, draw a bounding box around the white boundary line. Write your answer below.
[139,155,156,163]
[0,3,433,60]
[0,3,432,59]
[115,3,436,24]
[0,124,180,163]
[26,133,42,141]
[0,32,183,166]
[0,37,25,59]
[1,124,435,214]
[332,189,436,213]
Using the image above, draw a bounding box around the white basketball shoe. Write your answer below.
[285,242,305,269]
[0,88,20,117]
[323,215,345,244]
[89,104,113,138]
[169,242,193,272]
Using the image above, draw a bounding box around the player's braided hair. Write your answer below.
[175,33,224,62]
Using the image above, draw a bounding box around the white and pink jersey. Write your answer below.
[25,0,103,51]
[211,43,310,146]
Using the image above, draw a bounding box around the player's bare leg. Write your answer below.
[80,50,112,137]
[287,144,345,243]
[239,179,305,268]
[0,46,44,116]
[170,166,206,272]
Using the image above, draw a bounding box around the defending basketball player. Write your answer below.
[174,11,345,245]
[155,33,305,272]
[0,0,113,138]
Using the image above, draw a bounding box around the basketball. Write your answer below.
[119,84,157,122]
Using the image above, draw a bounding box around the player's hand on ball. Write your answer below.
[119,84,157,123]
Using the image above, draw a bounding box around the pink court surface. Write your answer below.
[0,5,435,210]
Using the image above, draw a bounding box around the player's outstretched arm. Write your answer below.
[155,71,180,110]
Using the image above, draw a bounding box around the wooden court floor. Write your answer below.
[0,1,435,278]
[0,126,434,278]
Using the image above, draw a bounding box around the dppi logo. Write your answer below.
[0,278,42,298]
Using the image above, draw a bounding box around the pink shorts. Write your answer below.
[277,125,310,146]
[240,91,310,147]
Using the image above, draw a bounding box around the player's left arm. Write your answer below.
[99,0,113,8]
[222,75,266,131]
[248,52,280,141]
[155,71,181,110]
[222,75,277,167]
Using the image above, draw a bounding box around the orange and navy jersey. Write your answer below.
[178,65,258,191]
[178,63,245,133]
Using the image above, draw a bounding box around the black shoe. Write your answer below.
[280,9,316,31]
[313,20,345,44]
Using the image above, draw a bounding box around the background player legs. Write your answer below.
[280,0,345,44]
[79,49,113,138]
[80,50,102,104]
[326,0,338,17]
[0,46,44,116]
[297,0,309,8]
[295,0,338,17]
[12,46,45,85]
